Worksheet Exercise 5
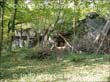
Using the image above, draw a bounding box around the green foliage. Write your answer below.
[2,0,110,38]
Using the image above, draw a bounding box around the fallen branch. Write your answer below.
[96,20,110,54]
[58,33,77,52]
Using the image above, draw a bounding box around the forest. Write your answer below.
[0,0,110,82]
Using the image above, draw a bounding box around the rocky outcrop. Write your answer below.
[76,12,110,54]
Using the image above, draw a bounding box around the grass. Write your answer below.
[0,49,110,82]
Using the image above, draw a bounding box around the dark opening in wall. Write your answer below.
[56,36,65,47]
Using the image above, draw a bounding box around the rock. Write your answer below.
[86,12,99,19]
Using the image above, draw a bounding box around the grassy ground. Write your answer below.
[0,49,110,82]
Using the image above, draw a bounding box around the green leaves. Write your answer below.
[2,0,110,35]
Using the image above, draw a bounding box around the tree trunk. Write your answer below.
[9,0,19,51]
[0,0,5,56]
[12,0,18,32]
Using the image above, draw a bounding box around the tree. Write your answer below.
[8,0,19,50]
[0,0,5,56]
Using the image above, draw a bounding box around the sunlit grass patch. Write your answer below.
[0,51,110,82]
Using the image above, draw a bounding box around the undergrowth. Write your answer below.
[0,48,110,82]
